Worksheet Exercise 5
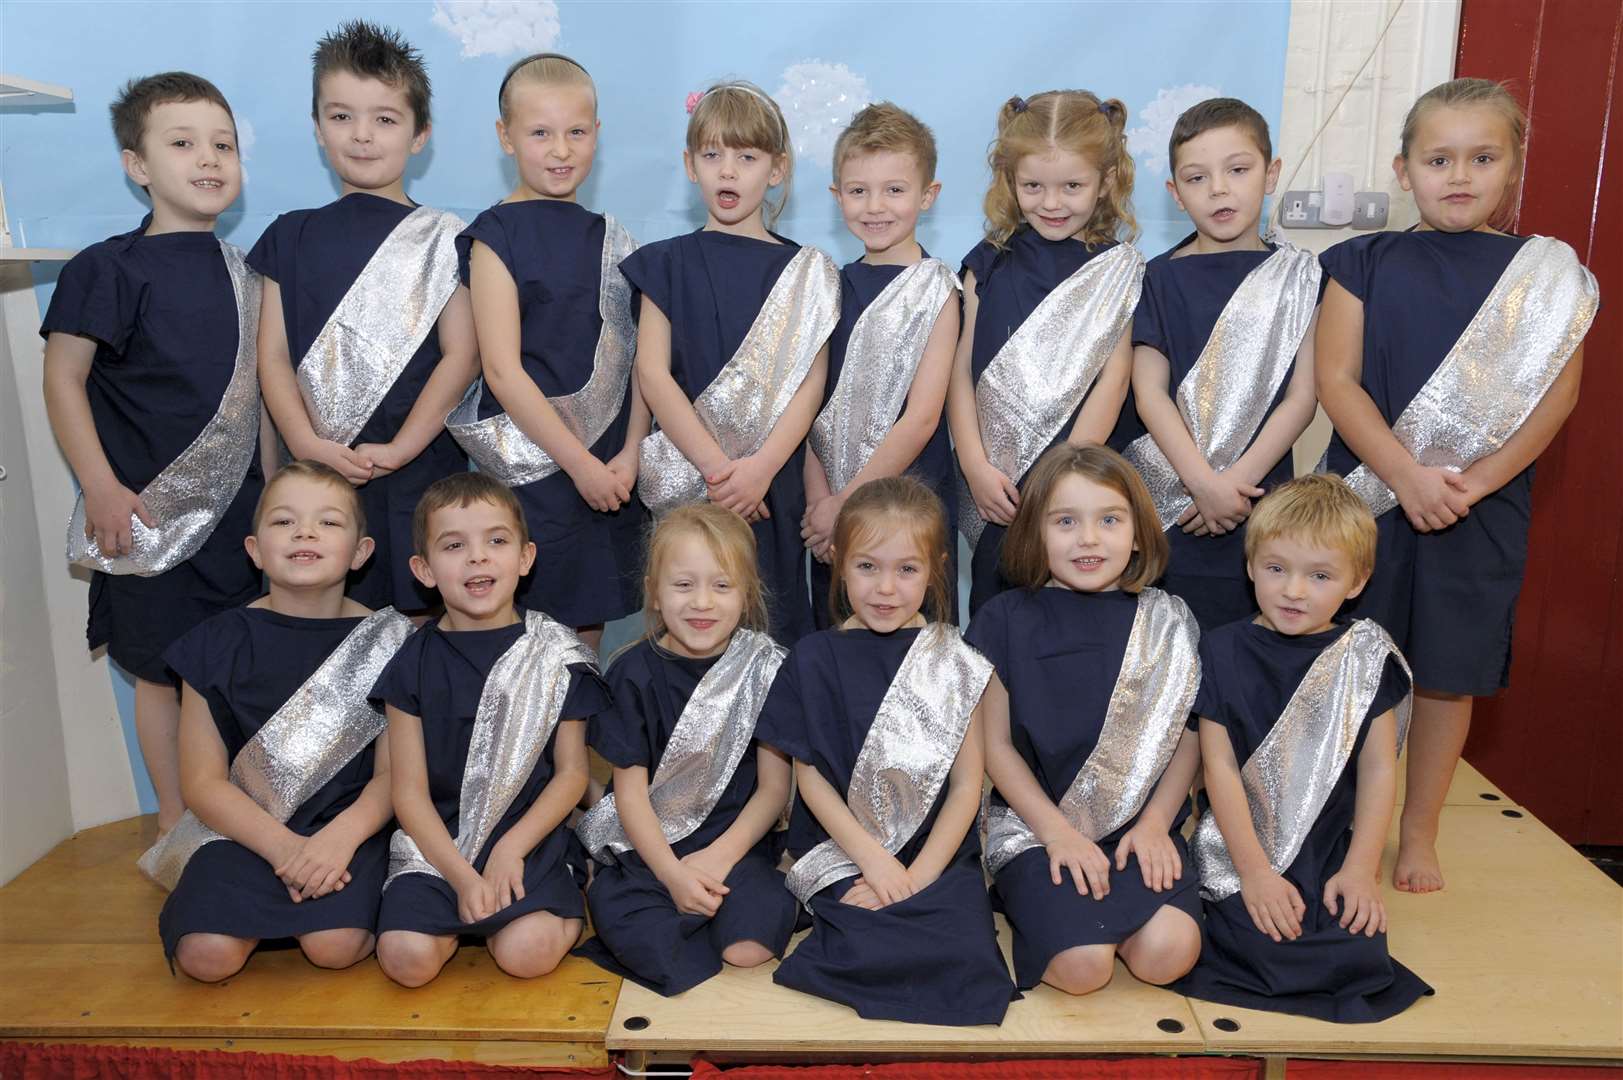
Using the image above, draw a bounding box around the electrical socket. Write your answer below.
[1282,189,1390,229]
[1352,191,1389,229]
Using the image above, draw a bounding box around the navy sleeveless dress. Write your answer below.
[965,586,1202,989]
[755,627,1015,1025]
[249,193,469,612]
[1174,618,1432,1022]
[457,200,645,627]
[39,218,263,684]
[574,638,798,994]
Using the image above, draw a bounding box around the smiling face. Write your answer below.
[1042,473,1138,592]
[122,99,241,231]
[498,81,598,202]
[1015,148,1105,242]
[409,499,535,631]
[832,149,939,263]
[838,523,932,633]
[1248,535,1368,636]
[246,474,371,592]
[1395,103,1518,233]
[1168,124,1280,248]
[685,143,786,233]
[650,531,745,659]
[314,70,428,197]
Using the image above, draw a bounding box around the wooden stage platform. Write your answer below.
[3,762,1619,1074]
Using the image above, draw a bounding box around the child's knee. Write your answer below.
[490,915,580,979]
[174,934,253,983]
[1043,945,1116,996]
[376,931,451,988]
[1122,910,1202,985]
[300,928,374,970]
[720,939,774,969]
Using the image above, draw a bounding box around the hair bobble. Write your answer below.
[1007,95,1029,114]
[685,91,704,115]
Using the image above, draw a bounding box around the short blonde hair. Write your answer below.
[833,102,937,185]
[643,503,768,641]
[254,459,365,536]
[829,477,953,625]
[1245,475,1377,580]
[686,81,793,228]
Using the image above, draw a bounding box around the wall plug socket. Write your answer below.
[1281,190,1325,228]
[1352,191,1389,229]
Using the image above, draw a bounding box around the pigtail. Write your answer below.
[1096,96,1139,245]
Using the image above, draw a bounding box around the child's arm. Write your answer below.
[902,708,984,893]
[1067,327,1132,447]
[481,719,591,911]
[387,703,494,923]
[1115,728,1199,892]
[257,280,374,485]
[707,346,829,521]
[610,763,727,916]
[688,745,793,890]
[1456,343,1584,504]
[947,272,1020,526]
[258,403,280,479]
[1199,717,1305,941]
[801,449,836,559]
[606,366,653,491]
[634,295,731,482]
[1324,708,1397,937]
[277,730,395,902]
[1227,311,1321,504]
[794,757,914,906]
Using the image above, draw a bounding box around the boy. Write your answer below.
[1176,475,1432,1022]
[1123,97,1322,630]
[42,71,268,835]
[802,102,960,626]
[252,19,477,615]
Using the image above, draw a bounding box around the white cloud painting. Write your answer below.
[1127,83,1222,174]
[430,0,560,59]
[775,60,872,169]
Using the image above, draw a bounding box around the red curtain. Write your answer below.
[0,1043,615,1080]
[1288,1064,1622,1080]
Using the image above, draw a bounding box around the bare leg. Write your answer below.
[1041,943,1117,996]
[1395,687,1472,894]
[174,933,257,983]
[134,677,185,832]
[1117,906,1201,985]
[720,940,775,968]
[376,930,458,988]
[488,911,583,979]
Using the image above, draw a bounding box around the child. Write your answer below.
[574,504,798,994]
[625,80,840,645]
[969,444,1203,995]
[447,52,647,653]
[252,20,477,614]
[145,461,412,981]
[370,473,609,986]
[41,72,267,835]
[756,477,1014,1026]
[1123,98,1322,631]
[803,103,960,628]
[949,90,1143,617]
[1316,78,1597,893]
[1176,475,1432,1022]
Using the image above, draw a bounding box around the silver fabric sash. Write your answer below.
[446,216,639,486]
[785,624,993,906]
[1122,242,1321,529]
[67,242,262,576]
[638,245,841,517]
[576,630,786,864]
[296,205,467,447]
[808,259,960,492]
[1339,236,1598,517]
[959,243,1144,545]
[982,588,1200,876]
[137,608,413,890]
[1191,619,1413,900]
[384,610,597,889]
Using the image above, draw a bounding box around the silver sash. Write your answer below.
[1122,242,1321,529]
[1340,236,1598,517]
[638,245,841,516]
[576,630,786,864]
[384,610,597,889]
[137,607,413,890]
[784,624,993,906]
[808,259,960,492]
[446,216,639,486]
[982,588,1200,876]
[296,205,467,447]
[1191,619,1412,900]
[67,242,262,576]
[959,243,1144,545]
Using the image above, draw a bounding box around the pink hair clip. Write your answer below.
[685,91,704,115]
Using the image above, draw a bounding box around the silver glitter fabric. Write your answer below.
[577,630,785,863]
[447,217,639,486]
[1339,236,1598,517]
[67,243,262,576]
[1191,619,1413,901]
[808,259,959,492]
[785,624,993,906]
[296,206,467,447]
[385,611,597,890]
[958,243,1144,545]
[638,245,840,517]
[1122,241,1321,529]
[138,608,413,890]
[982,588,1200,876]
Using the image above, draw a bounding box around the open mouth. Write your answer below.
[1071,556,1105,572]
[685,617,717,631]
[192,178,223,190]
[464,575,497,597]
[1211,207,1236,222]
[1038,214,1071,230]
[861,220,894,234]
[287,550,321,563]
[546,166,573,178]
[716,188,741,210]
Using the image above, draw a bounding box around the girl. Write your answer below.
[447,52,647,653]
[968,445,1203,995]
[574,504,798,995]
[1316,78,1597,894]
[949,90,1144,617]
[624,81,840,645]
[755,477,1014,1026]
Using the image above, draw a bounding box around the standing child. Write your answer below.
[574,504,798,995]
[949,90,1143,617]
[371,474,609,986]
[803,103,960,628]
[1177,475,1432,1022]
[1316,78,1596,893]
[756,478,1014,1026]
[970,445,1203,995]
[146,462,412,982]
[625,81,840,645]
[1123,98,1321,631]
[41,72,267,835]
[252,20,477,614]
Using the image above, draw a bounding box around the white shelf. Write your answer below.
[0,248,77,263]
[0,74,73,108]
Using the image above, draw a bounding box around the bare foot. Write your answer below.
[1394,836,1445,893]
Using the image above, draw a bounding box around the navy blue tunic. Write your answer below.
[157,607,388,958]
[1174,618,1431,1022]
[574,638,798,994]
[248,193,469,613]
[619,230,818,645]
[457,200,645,627]
[39,218,263,684]
[754,627,1015,1025]
[964,586,1201,989]
[370,615,609,937]
[1320,229,1533,695]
